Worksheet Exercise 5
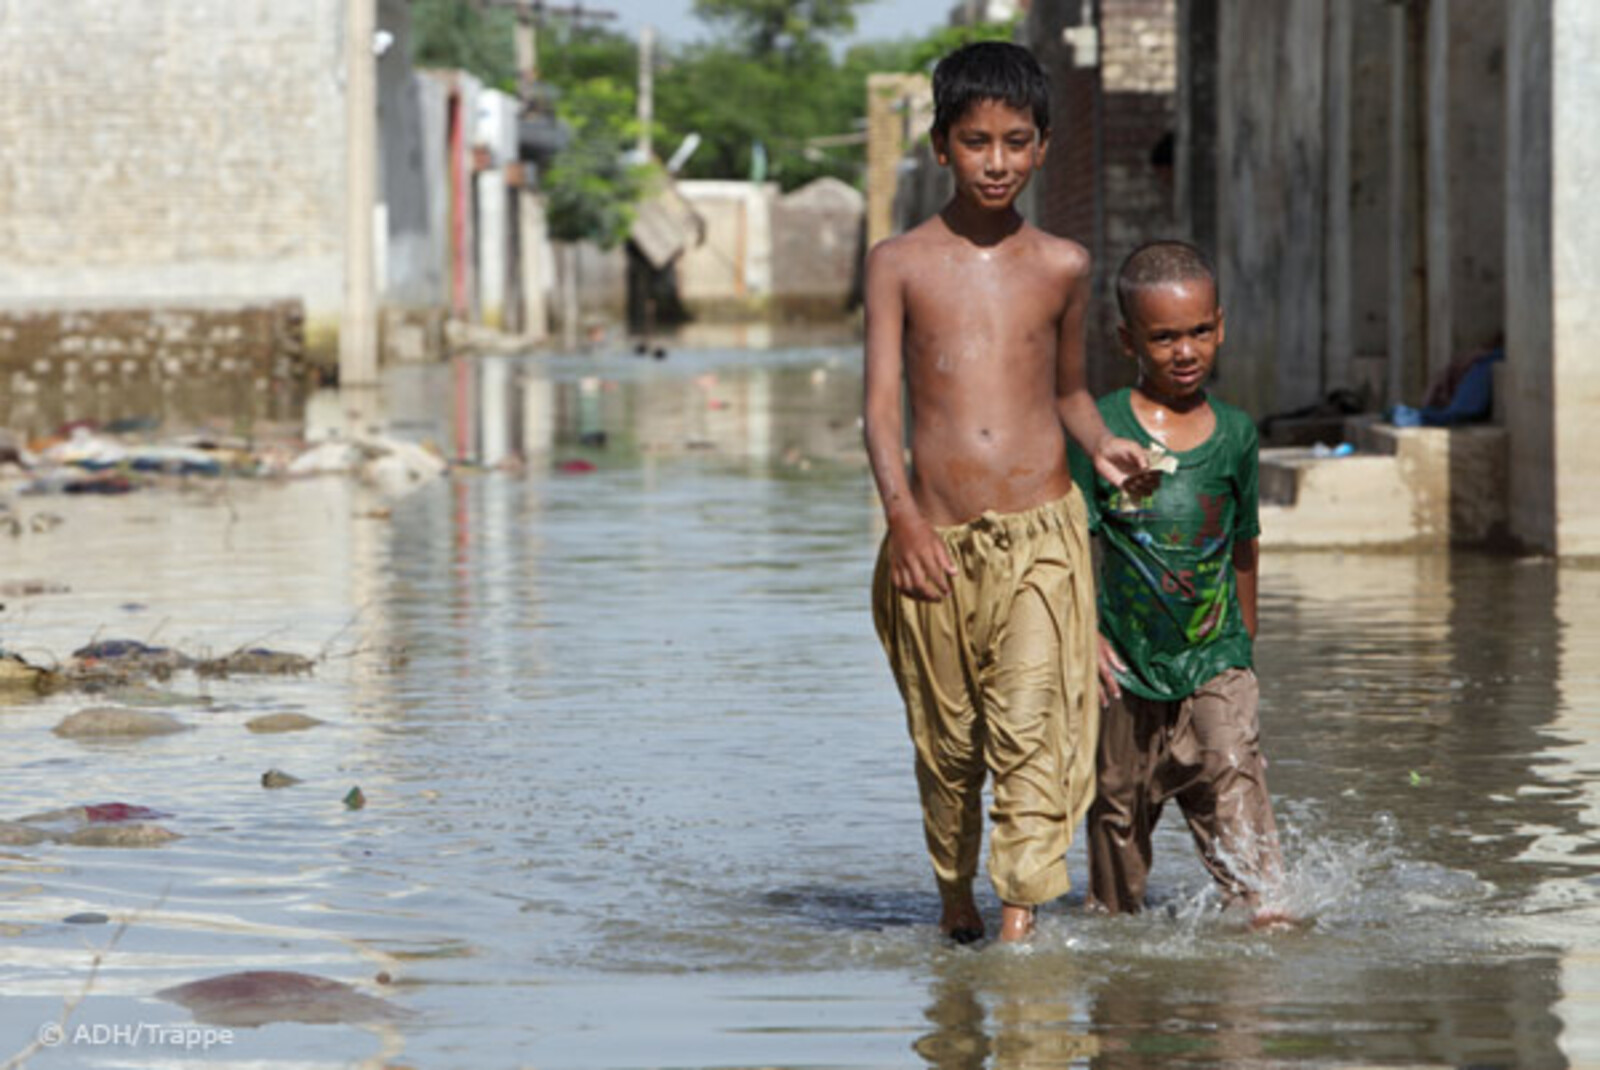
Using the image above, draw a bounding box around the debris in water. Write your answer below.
[65,823,180,847]
[156,970,407,1027]
[0,653,59,694]
[52,707,188,738]
[245,713,324,734]
[71,639,193,677]
[82,802,171,822]
[0,821,50,846]
[195,649,315,678]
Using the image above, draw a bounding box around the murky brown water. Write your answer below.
[1,339,1597,1068]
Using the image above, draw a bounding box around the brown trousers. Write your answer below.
[1087,667,1283,914]
[873,492,1098,908]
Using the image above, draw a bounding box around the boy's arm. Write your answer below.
[1088,535,1129,706]
[1053,248,1147,489]
[862,243,956,601]
[1233,538,1259,638]
[1234,418,1262,638]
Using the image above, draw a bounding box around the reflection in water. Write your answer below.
[378,342,866,470]
[0,343,1595,1068]
[1549,565,1600,1069]
[0,370,304,442]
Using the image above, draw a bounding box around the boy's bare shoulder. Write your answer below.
[1018,225,1091,280]
[868,216,949,269]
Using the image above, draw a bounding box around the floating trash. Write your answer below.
[52,708,188,739]
[156,970,407,1027]
[245,713,324,734]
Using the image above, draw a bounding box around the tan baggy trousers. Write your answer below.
[872,491,1098,908]
[1086,667,1284,913]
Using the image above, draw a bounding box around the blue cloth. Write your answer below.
[1420,348,1503,426]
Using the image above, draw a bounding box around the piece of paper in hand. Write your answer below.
[1146,443,1180,475]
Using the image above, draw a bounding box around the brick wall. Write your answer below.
[1029,0,1179,391]
[1035,24,1097,245]
[0,1,347,333]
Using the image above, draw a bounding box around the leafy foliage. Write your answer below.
[542,75,650,247]
[651,1,878,190]
[690,0,862,60]
[408,0,518,92]
[535,22,637,87]
[902,20,1020,75]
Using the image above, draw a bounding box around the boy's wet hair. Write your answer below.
[932,42,1050,137]
[1116,240,1219,321]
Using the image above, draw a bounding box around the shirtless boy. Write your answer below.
[864,41,1148,944]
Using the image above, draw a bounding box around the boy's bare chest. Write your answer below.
[1132,401,1216,451]
[902,279,1062,359]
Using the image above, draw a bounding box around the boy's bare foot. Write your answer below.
[998,902,1036,943]
[1249,907,1299,932]
[939,898,985,945]
[1227,891,1298,931]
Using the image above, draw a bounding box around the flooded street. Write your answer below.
[1,338,1598,1069]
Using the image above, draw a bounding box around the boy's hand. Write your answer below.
[1094,436,1160,498]
[1097,635,1126,706]
[887,514,958,601]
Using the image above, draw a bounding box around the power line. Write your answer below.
[479,1,619,23]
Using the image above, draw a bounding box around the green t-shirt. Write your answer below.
[1069,388,1260,701]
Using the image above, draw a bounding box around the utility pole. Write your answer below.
[340,0,379,387]
[638,25,655,159]
[515,17,539,92]
[481,0,620,352]
[484,0,621,63]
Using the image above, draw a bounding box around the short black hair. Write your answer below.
[931,42,1050,138]
[1115,240,1219,321]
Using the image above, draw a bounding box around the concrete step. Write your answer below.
[1258,420,1507,549]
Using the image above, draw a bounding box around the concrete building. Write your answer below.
[0,0,550,383]
[0,0,386,363]
[1505,1,1600,556]
[1018,0,1599,556]
[672,179,864,322]
[1177,0,1593,555]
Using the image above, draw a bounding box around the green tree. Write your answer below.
[690,0,865,60]
[408,0,518,91]
[542,76,650,247]
[902,20,1019,74]
[536,23,636,88]
[533,24,649,248]
[652,0,872,190]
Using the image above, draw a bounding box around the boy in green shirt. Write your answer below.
[1069,240,1286,920]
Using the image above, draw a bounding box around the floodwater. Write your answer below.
[1,334,1598,1069]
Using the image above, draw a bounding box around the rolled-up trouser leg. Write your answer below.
[1086,691,1164,913]
[983,573,1073,907]
[1172,668,1283,902]
[873,549,985,906]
